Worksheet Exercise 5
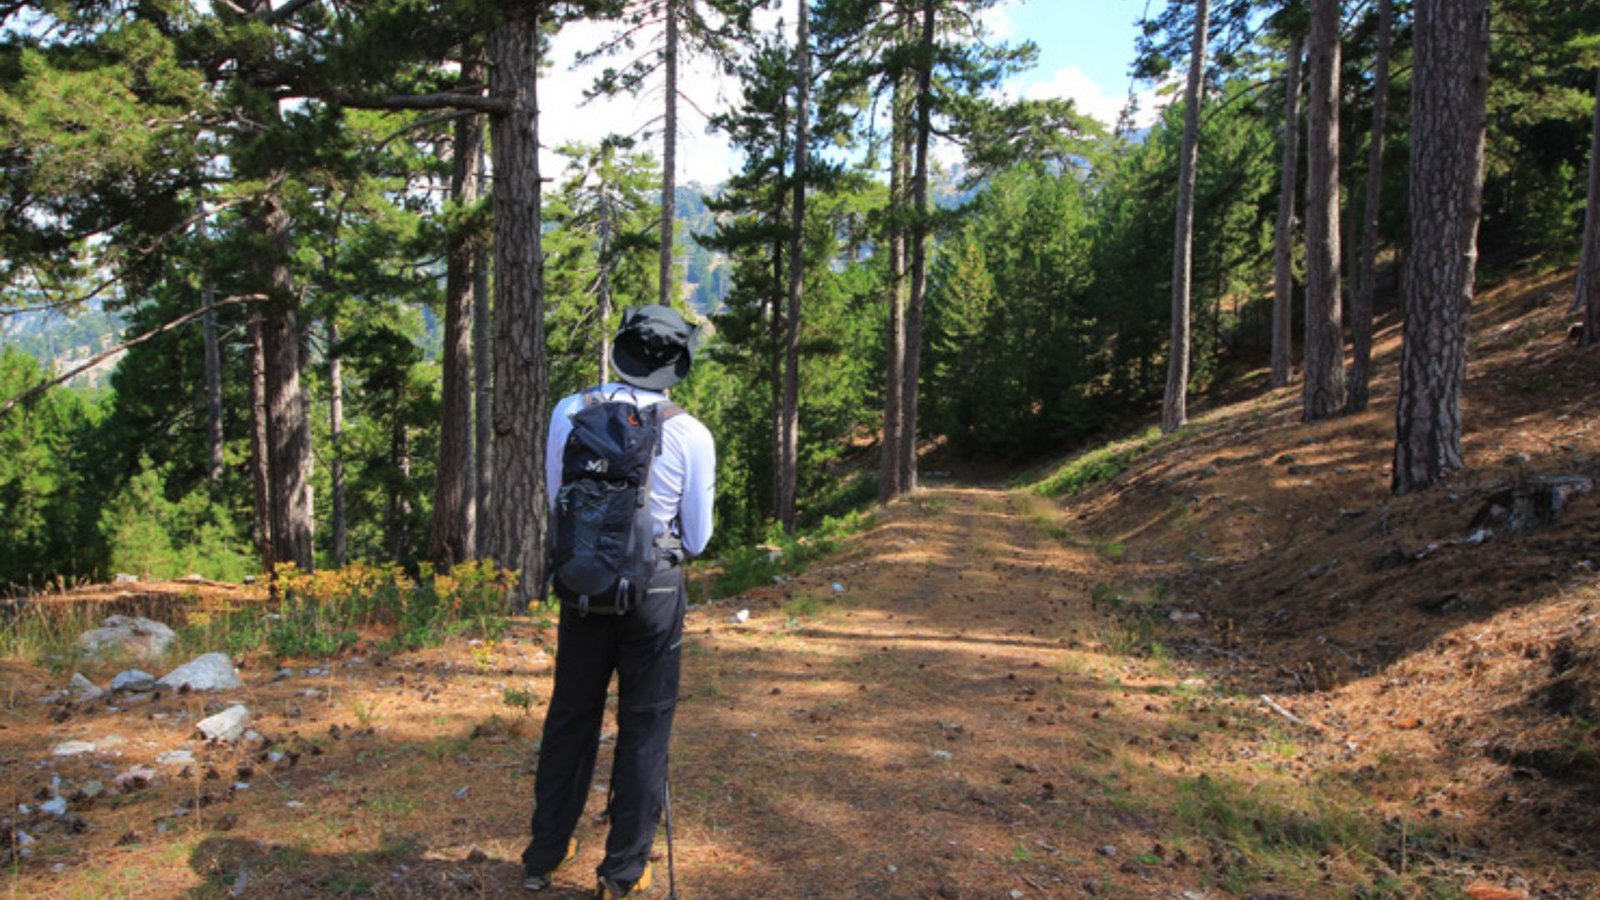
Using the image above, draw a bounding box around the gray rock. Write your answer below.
[158,652,242,692]
[196,705,250,742]
[113,573,139,584]
[67,672,103,700]
[39,796,67,816]
[76,616,176,660]
[110,670,158,693]
[51,740,97,757]
[155,749,195,766]
[78,780,104,799]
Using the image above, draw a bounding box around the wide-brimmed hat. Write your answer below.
[611,305,696,390]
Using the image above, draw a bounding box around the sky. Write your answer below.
[540,0,1172,186]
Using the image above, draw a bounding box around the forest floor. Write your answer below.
[4,263,1600,898]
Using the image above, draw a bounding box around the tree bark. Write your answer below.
[472,142,493,548]
[386,381,413,564]
[901,0,936,493]
[1347,0,1391,411]
[328,318,347,567]
[1393,0,1489,494]
[257,192,314,570]
[1162,0,1209,433]
[1271,33,1304,389]
[247,315,274,573]
[202,279,224,486]
[658,0,680,306]
[598,189,613,384]
[879,27,911,503]
[778,0,809,532]
[770,188,786,520]
[1578,66,1600,344]
[1302,0,1345,421]
[430,80,483,570]
[487,9,550,609]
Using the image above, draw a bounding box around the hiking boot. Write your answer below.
[523,838,579,892]
[595,862,653,898]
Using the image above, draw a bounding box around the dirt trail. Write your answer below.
[6,477,1596,897]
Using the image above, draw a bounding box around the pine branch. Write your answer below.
[298,88,511,115]
[1,294,268,416]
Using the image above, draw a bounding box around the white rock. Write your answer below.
[196,704,249,742]
[731,609,750,624]
[114,766,157,790]
[39,796,67,816]
[831,582,846,593]
[110,670,158,693]
[76,616,176,660]
[1169,610,1202,623]
[158,652,242,692]
[51,740,96,757]
[155,749,195,766]
[931,750,953,762]
[14,830,34,847]
[113,573,139,584]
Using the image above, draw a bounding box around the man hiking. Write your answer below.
[523,305,715,898]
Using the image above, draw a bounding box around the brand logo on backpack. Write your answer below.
[549,389,682,615]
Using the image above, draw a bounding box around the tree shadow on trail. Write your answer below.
[188,836,560,899]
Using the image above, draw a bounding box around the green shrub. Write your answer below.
[99,457,253,581]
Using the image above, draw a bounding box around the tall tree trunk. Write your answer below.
[778,0,809,532]
[658,0,679,306]
[598,191,613,384]
[880,39,911,503]
[328,319,347,567]
[901,0,936,493]
[473,143,493,548]
[247,315,274,573]
[1393,0,1489,494]
[1162,0,1209,433]
[196,209,224,486]
[386,385,413,564]
[1271,33,1304,389]
[487,10,550,610]
[1348,0,1392,411]
[258,193,314,570]
[202,279,224,486]
[1302,0,1345,420]
[1578,66,1600,344]
[770,188,786,520]
[430,83,483,569]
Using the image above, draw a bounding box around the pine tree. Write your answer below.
[1162,0,1209,433]
[1301,0,1345,421]
[1392,0,1490,494]
[1346,0,1392,412]
[1271,26,1305,389]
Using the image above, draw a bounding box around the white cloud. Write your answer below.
[1016,65,1169,132]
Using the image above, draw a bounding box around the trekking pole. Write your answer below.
[663,771,680,900]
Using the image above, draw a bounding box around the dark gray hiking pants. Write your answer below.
[522,563,685,887]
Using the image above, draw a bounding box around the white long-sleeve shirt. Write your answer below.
[545,383,717,557]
